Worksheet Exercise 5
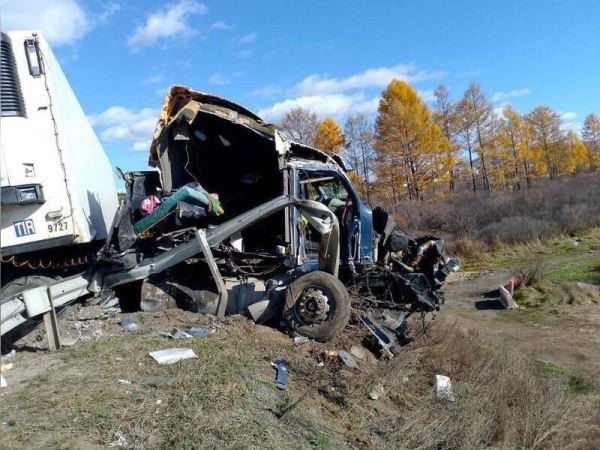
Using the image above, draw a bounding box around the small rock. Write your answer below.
[110,431,128,448]
[117,379,131,385]
[401,375,409,383]
[349,345,367,360]
[369,383,385,400]
[120,315,139,332]
[337,350,359,369]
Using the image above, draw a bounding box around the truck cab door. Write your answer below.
[292,166,373,269]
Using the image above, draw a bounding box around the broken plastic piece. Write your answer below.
[435,374,455,401]
[162,327,210,339]
[117,379,131,385]
[272,359,289,390]
[293,334,309,344]
[0,374,6,388]
[338,350,359,369]
[149,348,197,365]
[120,315,139,331]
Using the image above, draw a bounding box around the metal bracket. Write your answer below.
[196,229,228,319]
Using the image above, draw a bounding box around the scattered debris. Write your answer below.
[140,375,176,386]
[162,327,210,339]
[349,345,367,360]
[120,315,139,332]
[293,334,310,344]
[338,350,359,369]
[360,314,398,358]
[0,374,6,388]
[435,374,455,402]
[149,348,197,365]
[369,383,385,400]
[184,327,210,337]
[1,350,16,362]
[117,379,131,385]
[109,431,128,448]
[271,359,289,390]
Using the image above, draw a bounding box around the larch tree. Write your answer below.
[433,85,460,192]
[344,113,375,203]
[499,105,530,190]
[526,106,564,180]
[374,79,450,202]
[279,107,319,145]
[313,117,345,155]
[459,83,496,192]
[582,113,600,170]
[456,98,478,192]
[565,130,590,172]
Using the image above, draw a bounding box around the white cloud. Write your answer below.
[89,106,159,152]
[256,64,443,122]
[560,112,577,122]
[0,0,90,46]
[249,85,283,98]
[491,88,531,103]
[127,1,208,51]
[237,32,257,45]
[258,92,380,123]
[292,64,443,96]
[211,20,234,30]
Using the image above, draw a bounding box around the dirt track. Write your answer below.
[443,269,600,377]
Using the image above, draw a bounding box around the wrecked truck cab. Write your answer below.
[101,85,456,343]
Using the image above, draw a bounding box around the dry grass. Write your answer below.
[2,317,599,449]
[367,321,600,449]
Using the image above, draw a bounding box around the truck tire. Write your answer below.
[283,271,351,342]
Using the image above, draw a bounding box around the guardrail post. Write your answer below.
[43,287,61,351]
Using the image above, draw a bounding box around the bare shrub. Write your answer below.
[392,174,600,247]
[513,263,547,288]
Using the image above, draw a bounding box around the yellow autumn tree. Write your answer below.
[582,113,600,170]
[565,130,589,172]
[374,79,451,202]
[313,117,344,155]
[499,105,532,189]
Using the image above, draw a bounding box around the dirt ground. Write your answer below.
[1,251,599,449]
[443,268,600,377]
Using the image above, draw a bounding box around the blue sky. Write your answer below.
[2,0,599,171]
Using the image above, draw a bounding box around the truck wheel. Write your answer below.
[283,271,351,342]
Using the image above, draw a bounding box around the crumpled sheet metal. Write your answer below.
[149,85,265,163]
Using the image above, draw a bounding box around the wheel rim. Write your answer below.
[295,286,332,324]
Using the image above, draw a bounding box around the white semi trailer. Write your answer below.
[1,31,118,284]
